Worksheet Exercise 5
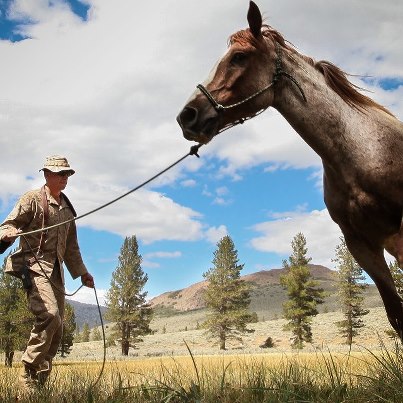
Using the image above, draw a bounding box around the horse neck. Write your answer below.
[272,49,364,164]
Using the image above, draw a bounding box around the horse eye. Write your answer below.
[230,52,247,66]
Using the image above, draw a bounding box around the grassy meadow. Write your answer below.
[2,341,403,402]
[1,307,402,402]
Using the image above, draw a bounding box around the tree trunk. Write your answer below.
[121,338,129,355]
[121,322,130,355]
[219,330,226,350]
[4,349,14,367]
[347,312,353,346]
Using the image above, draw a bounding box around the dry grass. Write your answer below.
[1,306,399,402]
[2,345,402,402]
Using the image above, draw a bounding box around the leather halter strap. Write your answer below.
[196,42,306,114]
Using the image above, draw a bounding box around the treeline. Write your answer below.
[1,232,403,366]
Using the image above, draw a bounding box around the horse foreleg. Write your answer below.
[343,233,403,341]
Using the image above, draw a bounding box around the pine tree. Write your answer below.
[58,302,76,357]
[389,260,403,298]
[92,326,102,341]
[0,255,33,367]
[203,235,254,350]
[105,235,153,355]
[280,233,324,349]
[81,322,90,342]
[75,323,81,342]
[333,237,369,345]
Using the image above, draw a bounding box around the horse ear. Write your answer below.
[247,1,262,38]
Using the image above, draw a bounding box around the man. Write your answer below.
[0,155,94,390]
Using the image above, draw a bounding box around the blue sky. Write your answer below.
[0,0,402,305]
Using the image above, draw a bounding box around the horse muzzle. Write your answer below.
[176,105,220,144]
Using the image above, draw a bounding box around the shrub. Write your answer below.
[260,336,275,348]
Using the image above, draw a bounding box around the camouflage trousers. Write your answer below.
[21,261,65,375]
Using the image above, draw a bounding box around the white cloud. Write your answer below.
[250,209,343,269]
[213,186,232,206]
[142,260,160,269]
[142,251,181,269]
[268,204,309,220]
[73,186,205,244]
[202,185,233,206]
[207,112,322,175]
[213,197,230,206]
[216,186,229,196]
[205,225,228,244]
[181,179,197,188]
[145,251,182,259]
[0,0,401,247]
[67,286,107,306]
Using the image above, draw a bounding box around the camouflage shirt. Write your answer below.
[0,186,87,282]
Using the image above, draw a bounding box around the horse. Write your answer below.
[177,1,403,339]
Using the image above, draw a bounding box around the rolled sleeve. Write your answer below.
[0,193,37,238]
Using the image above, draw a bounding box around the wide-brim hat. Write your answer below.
[39,155,75,175]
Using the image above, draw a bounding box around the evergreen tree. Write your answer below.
[0,256,33,367]
[203,235,254,350]
[81,322,90,342]
[105,235,153,355]
[280,233,324,349]
[58,302,76,357]
[75,323,81,342]
[92,326,102,341]
[333,237,369,345]
[106,332,117,348]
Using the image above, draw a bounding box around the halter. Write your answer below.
[196,42,307,133]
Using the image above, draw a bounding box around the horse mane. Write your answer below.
[314,61,393,116]
[229,26,394,117]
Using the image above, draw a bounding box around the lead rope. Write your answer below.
[17,143,203,390]
[17,143,203,238]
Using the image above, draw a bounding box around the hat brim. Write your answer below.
[40,167,75,175]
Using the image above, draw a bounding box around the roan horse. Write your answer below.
[177,2,403,339]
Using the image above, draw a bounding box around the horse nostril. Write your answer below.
[177,106,198,128]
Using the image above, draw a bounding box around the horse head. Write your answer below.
[177,1,277,144]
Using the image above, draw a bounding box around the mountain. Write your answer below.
[66,299,108,329]
[67,264,383,330]
[149,264,383,320]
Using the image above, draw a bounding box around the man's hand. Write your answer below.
[81,272,95,288]
[1,228,21,243]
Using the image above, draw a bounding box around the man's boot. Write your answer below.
[19,365,38,395]
[37,359,52,386]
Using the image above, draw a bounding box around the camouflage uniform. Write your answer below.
[0,185,88,383]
